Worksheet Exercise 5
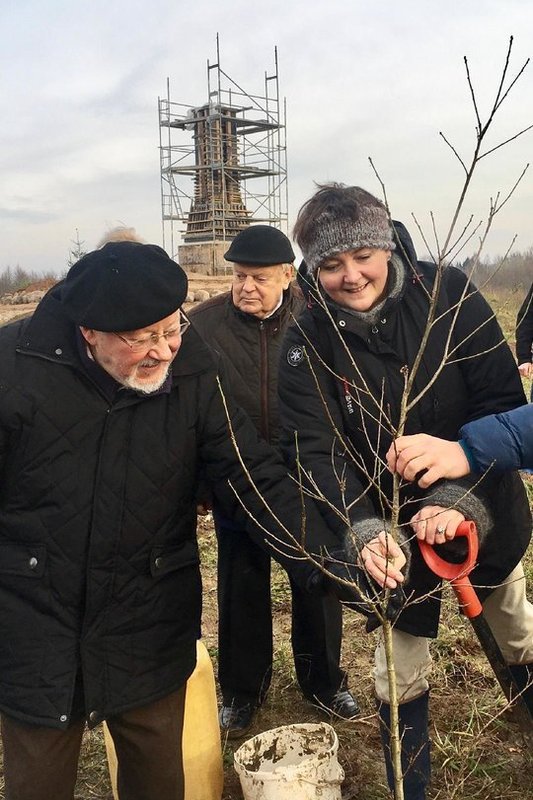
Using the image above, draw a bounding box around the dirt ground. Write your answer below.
[0,303,38,325]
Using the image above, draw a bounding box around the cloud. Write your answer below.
[1,0,533,272]
[0,206,59,224]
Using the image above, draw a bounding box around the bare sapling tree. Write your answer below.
[379,41,532,794]
[217,36,532,800]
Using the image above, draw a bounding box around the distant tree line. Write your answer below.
[0,228,87,297]
[0,265,58,296]
[1,240,530,298]
[456,247,533,292]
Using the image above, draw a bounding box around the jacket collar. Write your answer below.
[228,285,296,325]
[16,282,80,364]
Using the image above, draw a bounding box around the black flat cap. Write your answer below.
[224,225,295,266]
[61,241,188,331]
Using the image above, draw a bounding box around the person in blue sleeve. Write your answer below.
[387,403,533,481]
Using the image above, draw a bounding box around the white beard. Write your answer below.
[123,362,171,394]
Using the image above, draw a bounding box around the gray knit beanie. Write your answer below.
[294,184,396,273]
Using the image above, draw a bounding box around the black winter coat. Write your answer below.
[189,285,305,444]
[0,286,341,729]
[279,224,531,638]
[516,281,533,365]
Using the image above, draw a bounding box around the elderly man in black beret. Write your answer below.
[0,240,357,800]
[191,225,359,738]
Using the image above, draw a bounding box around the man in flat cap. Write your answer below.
[0,240,355,800]
[191,225,359,738]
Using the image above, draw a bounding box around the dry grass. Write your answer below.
[1,287,532,800]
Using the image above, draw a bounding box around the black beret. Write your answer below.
[224,225,295,266]
[61,241,188,332]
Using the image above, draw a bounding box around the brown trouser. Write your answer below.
[1,685,186,800]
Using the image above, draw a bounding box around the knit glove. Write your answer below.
[306,546,407,626]
[420,478,492,537]
[419,478,493,562]
[343,516,411,630]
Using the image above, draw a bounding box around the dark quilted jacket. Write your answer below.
[516,281,533,365]
[0,285,340,729]
[189,285,305,445]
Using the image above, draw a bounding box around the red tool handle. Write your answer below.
[418,520,482,619]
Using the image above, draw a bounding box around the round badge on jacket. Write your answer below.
[287,345,305,366]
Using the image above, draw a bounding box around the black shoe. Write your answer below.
[219,702,256,738]
[310,688,360,719]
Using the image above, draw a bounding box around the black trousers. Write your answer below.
[215,509,346,706]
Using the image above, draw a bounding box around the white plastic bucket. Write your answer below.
[233,722,345,800]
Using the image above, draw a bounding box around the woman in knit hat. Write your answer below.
[278,183,533,800]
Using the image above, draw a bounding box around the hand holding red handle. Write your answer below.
[418,520,482,618]
[419,520,533,729]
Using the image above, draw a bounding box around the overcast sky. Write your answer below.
[2,0,533,274]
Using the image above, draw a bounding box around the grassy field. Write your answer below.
[1,286,532,800]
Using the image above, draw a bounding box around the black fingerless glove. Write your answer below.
[365,584,407,632]
[306,548,407,626]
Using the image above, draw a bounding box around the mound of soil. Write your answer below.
[16,278,58,294]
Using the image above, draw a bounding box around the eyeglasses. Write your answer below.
[112,316,190,352]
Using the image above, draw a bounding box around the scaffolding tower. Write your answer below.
[158,37,288,274]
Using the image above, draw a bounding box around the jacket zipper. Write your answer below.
[259,321,270,442]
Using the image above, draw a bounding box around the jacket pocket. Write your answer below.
[150,540,200,578]
[0,543,46,578]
